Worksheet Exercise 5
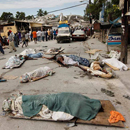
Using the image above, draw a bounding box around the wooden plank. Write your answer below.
[9,100,124,128]
[75,100,124,128]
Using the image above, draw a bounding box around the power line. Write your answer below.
[48,3,87,13]
[34,2,88,16]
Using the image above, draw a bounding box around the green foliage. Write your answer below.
[86,0,106,19]
[16,11,25,20]
[26,15,34,20]
[0,12,14,23]
[85,0,121,21]
[37,9,48,16]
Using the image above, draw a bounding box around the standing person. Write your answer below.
[45,30,48,41]
[47,29,51,40]
[22,32,27,48]
[8,30,17,53]
[37,30,41,42]
[50,29,53,40]
[0,38,4,54]
[53,29,57,40]
[32,30,37,44]
[14,33,18,47]
[41,30,45,41]
[25,32,29,47]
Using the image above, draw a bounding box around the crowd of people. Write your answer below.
[0,29,58,55]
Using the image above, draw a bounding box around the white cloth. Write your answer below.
[52,112,74,121]
[22,66,53,79]
[108,50,121,60]
[19,48,36,56]
[38,105,53,119]
[62,55,78,65]
[5,56,24,69]
[102,58,128,71]
[39,105,74,121]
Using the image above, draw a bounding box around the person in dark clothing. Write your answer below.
[45,30,48,41]
[0,38,4,54]
[14,33,18,47]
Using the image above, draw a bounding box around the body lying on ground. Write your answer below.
[19,52,43,60]
[2,55,25,69]
[2,92,101,121]
[76,61,113,78]
[20,66,54,83]
[43,54,89,66]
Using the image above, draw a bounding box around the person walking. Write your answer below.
[22,32,27,48]
[8,30,17,53]
[0,38,4,54]
[53,29,57,40]
[14,33,18,47]
[41,30,45,41]
[47,29,51,40]
[25,31,29,47]
[37,30,41,42]
[32,30,37,44]
[45,30,48,41]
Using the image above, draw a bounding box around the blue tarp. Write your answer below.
[58,24,69,28]
[109,17,121,27]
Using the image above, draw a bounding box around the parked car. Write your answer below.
[72,30,87,41]
[56,27,71,43]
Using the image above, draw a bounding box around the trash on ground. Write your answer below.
[123,95,130,100]
[108,50,121,60]
[101,88,115,97]
[20,66,55,83]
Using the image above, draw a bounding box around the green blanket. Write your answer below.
[22,92,101,120]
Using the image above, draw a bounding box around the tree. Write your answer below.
[16,11,25,20]
[43,11,48,16]
[37,9,48,16]
[37,9,44,16]
[26,15,34,20]
[86,0,106,20]
[0,12,14,23]
[85,0,121,21]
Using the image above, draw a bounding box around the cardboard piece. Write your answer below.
[9,100,124,128]
[3,75,18,80]
[85,49,102,55]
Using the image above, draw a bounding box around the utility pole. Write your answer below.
[120,0,128,64]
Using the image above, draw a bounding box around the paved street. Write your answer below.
[0,39,130,130]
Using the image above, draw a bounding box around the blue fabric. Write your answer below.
[58,24,69,28]
[68,55,89,66]
[27,53,43,58]
[109,17,121,27]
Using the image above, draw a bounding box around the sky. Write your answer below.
[0,0,89,17]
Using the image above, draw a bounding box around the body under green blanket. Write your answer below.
[22,92,101,120]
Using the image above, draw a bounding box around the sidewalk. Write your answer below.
[86,38,130,93]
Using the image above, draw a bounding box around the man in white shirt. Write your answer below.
[37,30,41,42]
